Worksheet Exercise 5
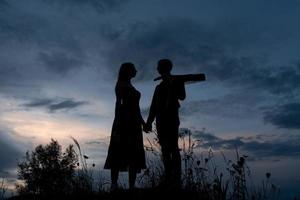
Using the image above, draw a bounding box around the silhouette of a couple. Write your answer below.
[104,59,191,190]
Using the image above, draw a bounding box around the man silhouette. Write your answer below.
[145,59,186,188]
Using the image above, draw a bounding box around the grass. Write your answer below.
[6,128,285,200]
[0,178,8,199]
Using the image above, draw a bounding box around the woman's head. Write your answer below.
[118,62,137,81]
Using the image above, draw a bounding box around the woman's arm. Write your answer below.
[138,107,146,126]
[144,86,158,132]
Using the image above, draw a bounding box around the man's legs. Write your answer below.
[158,128,181,187]
[160,139,181,188]
[160,143,172,183]
[169,127,181,188]
[171,144,181,187]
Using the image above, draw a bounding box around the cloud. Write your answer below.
[186,128,244,149]
[181,128,300,158]
[180,92,265,119]
[85,138,109,146]
[38,51,85,74]
[0,129,22,171]
[103,19,223,76]
[242,139,300,158]
[42,0,129,13]
[49,100,87,112]
[0,0,129,45]
[103,17,300,95]
[223,61,300,95]
[0,140,21,170]
[0,66,20,85]
[1,0,299,99]
[0,0,8,8]
[263,103,300,129]
[0,0,131,96]
[23,99,54,107]
[24,98,88,112]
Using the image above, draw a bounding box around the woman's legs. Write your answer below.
[129,167,137,189]
[111,168,119,190]
[112,167,137,189]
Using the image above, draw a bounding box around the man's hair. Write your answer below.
[157,59,173,73]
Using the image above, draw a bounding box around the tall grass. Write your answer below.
[13,132,281,199]
[70,137,95,194]
[62,132,277,200]
[0,178,7,200]
[139,127,280,200]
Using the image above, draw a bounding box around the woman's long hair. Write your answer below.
[117,62,135,82]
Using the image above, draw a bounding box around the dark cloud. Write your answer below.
[263,103,300,129]
[223,60,300,95]
[38,51,85,74]
[0,0,129,45]
[187,128,244,149]
[0,66,20,84]
[104,18,300,95]
[49,100,87,112]
[0,61,41,98]
[103,19,223,77]
[0,0,131,91]
[43,0,129,13]
[24,98,88,112]
[0,130,22,171]
[24,99,54,107]
[180,92,265,119]
[242,140,300,158]
[182,128,300,158]
[0,0,8,8]
[181,128,219,143]
[0,4,48,43]
[1,0,299,98]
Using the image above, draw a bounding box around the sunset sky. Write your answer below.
[0,0,300,198]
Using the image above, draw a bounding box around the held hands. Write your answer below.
[143,122,152,133]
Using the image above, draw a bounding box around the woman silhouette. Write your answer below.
[104,62,146,190]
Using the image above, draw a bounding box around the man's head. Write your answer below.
[157,59,173,76]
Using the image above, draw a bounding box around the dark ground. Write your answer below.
[7,188,209,200]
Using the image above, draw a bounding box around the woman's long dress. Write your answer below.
[104,82,146,171]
